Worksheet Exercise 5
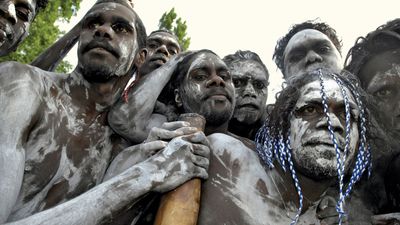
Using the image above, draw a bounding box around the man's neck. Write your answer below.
[204,121,229,136]
[67,69,130,112]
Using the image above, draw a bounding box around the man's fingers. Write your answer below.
[182,131,209,146]
[161,121,190,130]
[192,144,210,158]
[192,154,209,170]
[193,166,208,180]
[141,140,167,156]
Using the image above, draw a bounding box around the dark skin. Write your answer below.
[283,29,342,78]
[356,49,400,224]
[0,0,37,56]
[227,59,269,139]
[109,51,346,224]
[137,31,180,79]
[0,3,209,224]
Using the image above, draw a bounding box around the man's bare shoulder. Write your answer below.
[0,61,66,93]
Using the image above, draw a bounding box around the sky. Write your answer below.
[62,0,400,103]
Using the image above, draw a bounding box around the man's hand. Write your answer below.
[150,131,210,193]
[316,195,348,225]
[372,213,400,225]
[146,121,198,142]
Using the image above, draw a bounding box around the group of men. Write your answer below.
[0,0,399,224]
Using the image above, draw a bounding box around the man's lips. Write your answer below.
[203,89,232,102]
[150,55,168,64]
[304,137,345,151]
[84,41,119,58]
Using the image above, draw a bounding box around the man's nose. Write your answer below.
[155,44,169,56]
[94,24,113,40]
[0,2,17,25]
[305,50,323,65]
[242,82,256,98]
[316,112,344,135]
[206,73,225,88]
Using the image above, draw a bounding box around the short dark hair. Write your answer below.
[345,18,400,79]
[223,50,269,79]
[158,49,217,110]
[273,20,342,73]
[147,29,181,51]
[91,0,147,49]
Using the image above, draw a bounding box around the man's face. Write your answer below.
[229,60,268,125]
[0,0,37,56]
[177,52,235,126]
[283,29,342,79]
[359,49,400,138]
[289,78,359,180]
[77,3,138,82]
[139,31,180,76]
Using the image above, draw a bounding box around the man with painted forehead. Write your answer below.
[0,1,210,224]
[256,69,371,224]
[345,18,400,224]
[0,0,48,56]
[274,20,343,79]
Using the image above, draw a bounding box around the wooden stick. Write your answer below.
[154,113,205,225]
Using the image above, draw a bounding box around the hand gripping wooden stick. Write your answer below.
[154,113,206,225]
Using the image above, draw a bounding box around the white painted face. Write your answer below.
[289,78,360,180]
[359,49,400,138]
[0,0,37,56]
[283,29,342,79]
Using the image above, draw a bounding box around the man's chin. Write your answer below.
[82,64,114,83]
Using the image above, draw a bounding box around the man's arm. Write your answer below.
[0,62,43,223]
[108,53,188,143]
[5,130,210,225]
[30,22,81,71]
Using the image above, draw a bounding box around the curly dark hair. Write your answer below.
[273,20,342,73]
[223,50,269,79]
[268,69,368,138]
[345,18,400,81]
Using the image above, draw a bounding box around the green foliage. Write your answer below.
[0,0,81,73]
[159,8,191,51]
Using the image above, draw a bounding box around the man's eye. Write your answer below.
[16,7,30,21]
[168,48,178,55]
[112,23,129,33]
[289,53,304,62]
[193,72,207,81]
[233,79,242,87]
[87,21,100,29]
[296,105,322,117]
[375,88,393,98]
[219,71,230,81]
[253,81,266,89]
[318,45,331,54]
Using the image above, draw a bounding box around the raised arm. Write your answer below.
[108,53,187,143]
[0,62,43,223]
[30,22,81,71]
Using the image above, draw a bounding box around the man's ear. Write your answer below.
[174,88,183,107]
[134,48,147,68]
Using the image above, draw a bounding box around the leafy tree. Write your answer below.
[0,0,81,73]
[159,8,190,51]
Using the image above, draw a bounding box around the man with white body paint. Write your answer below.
[0,0,48,56]
[345,18,400,224]
[0,1,210,224]
[256,69,371,225]
[222,50,269,140]
[273,20,343,79]
[109,50,368,224]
